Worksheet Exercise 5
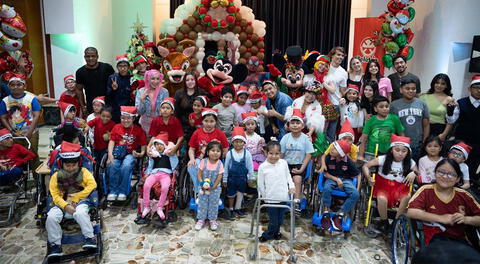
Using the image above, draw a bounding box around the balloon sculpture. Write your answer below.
[378,0,415,68]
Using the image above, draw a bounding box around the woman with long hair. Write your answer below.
[347,56,363,88]
[362,59,393,102]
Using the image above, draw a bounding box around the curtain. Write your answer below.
[170,0,352,66]
[170,0,185,18]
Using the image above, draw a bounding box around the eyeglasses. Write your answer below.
[449,151,464,159]
[436,169,458,180]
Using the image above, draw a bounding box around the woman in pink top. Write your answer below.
[362,59,393,102]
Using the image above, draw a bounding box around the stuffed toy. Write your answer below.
[199,178,213,195]
[241,56,268,90]
[198,51,248,104]
[157,39,196,96]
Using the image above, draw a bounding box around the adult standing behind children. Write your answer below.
[107,54,133,123]
[76,47,115,115]
[263,80,292,140]
[388,56,421,101]
[390,79,430,161]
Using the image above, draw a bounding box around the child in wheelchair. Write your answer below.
[362,134,418,233]
[408,158,480,245]
[46,141,97,257]
[53,102,87,148]
[0,128,35,186]
[136,132,178,223]
[320,139,360,231]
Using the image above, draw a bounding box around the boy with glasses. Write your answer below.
[448,142,472,190]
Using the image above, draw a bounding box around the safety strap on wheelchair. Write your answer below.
[423,221,446,232]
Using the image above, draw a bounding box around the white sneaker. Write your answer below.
[142,207,151,218]
[210,220,218,231]
[218,199,222,206]
[195,220,205,230]
[117,194,127,201]
[107,193,117,201]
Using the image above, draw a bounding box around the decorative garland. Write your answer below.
[198,0,237,29]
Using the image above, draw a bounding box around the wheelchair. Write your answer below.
[299,161,316,218]
[42,190,104,264]
[50,123,88,150]
[175,147,194,210]
[312,172,361,238]
[134,166,179,228]
[0,137,33,226]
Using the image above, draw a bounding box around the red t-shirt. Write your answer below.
[148,115,184,143]
[110,124,147,153]
[87,117,116,150]
[0,143,36,167]
[188,128,229,158]
[59,92,81,117]
[189,112,202,128]
[408,184,480,244]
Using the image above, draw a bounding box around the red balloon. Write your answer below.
[220,20,227,28]
[201,0,209,6]
[211,20,218,28]
[227,6,236,13]
[199,7,207,14]
[247,21,252,25]
[183,19,187,24]
[258,37,264,41]
[226,15,235,24]
[204,15,212,23]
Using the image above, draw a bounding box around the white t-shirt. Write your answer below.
[324,64,347,106]
[460,163,470,181]
[377,155,416,183]
[86,113,96,146]
[418,156,443,184]
[251,105,268,134]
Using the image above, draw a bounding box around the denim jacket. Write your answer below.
[135,87,169,117]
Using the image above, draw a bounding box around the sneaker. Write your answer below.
[377,219,390,234]
[47,244,63,258]
[321,213,331,230]
[141,207,151,218]
[274,233,283,240]
[331,214,343,231]
[195,220,205,230]
[210,220,218,231]
[107,193,117,201]
[117,194,127,201]
[223,209,235,220]
[235,209,246,217]
[157,208,165,220]
[82,237,97,250]
[134,215,150,225]
[259,236,269,242]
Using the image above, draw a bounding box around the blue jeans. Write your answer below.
[325,105,340,143]
[0,167,23,186]
[107,154,136,195]
[322,178,359,214]
[261,203,286,240]
[187,158,201,193]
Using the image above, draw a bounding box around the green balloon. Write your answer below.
[408,7,415,22]
[395,33,408,48]
[383,54,394,68]
[382,22,392,36]
[385,41,400,54]
[407,46,414,61]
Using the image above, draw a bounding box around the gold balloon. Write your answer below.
[192,11,200,19]
[166,39,177,49]
[257,41,265,49]
[187,16,197,27]
[233,26,242,34]
[191,57,198,66]
[194,24,204,32]
[188,31,197,40]
[240,19,247,28]
[244,40,253,48]
[219,28,228,34]
[257,52,265,60]
[235,13,242,21]
[217,39,226,47]
[180,24,191,34]
[245,25,254,34]
[175,32,184,41]
[206,27,215,33]
[239,45,247,54]
[251,33,259,43]
[244,52,252,60]
[250,46,258,55]
[257,65,264,72]
[239,32,247,41]
[239,58,247,64]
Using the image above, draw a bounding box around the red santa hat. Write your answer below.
[93,96,105,105]
[288,108,304,123]
[152,132,169,146]
[6,73,26,84]
[450,142,472,159]
[471,75,480,86]
[201,108,218,117]
[133,55,148,67]
[0,128,12,142]
[161,97,176,110]
[345,83,360,94]
[195,95,208,107]
[120,106,137,117]
[333,139,351,158]
[116,54,129,65]
[63,74,75,83]
[59,141,81,159]
[236,85,249,97]
[338,118,355,141]
[390,134,411,149]
[248,90,263,104]
[231,126,246,143]
[57,101,76,117]
[242,112,258,123]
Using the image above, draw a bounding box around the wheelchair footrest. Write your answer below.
[312,212,352,232]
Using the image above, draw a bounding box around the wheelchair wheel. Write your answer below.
[177,165,190,210]
[391,214,414,264]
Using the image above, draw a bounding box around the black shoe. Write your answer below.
[259,236,269,242]
[377,219,390,234]
[234,209,246,217]
[82,237,97,250]
[134,215,151,225]
[47,244,63,258]
[225,209,236,220]
[274,233,283,240]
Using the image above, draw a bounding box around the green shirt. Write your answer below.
[420,93,446,124]
[363,114,405,154]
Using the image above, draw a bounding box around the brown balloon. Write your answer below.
[244,40,253,48]
[250,46,258,55]
[191,57,198,66]
[257,52,265,60]
[245,25,254,34]
[166,39,177,49]
[239,58,247,64]
[192,11,200,19]
[235,13,242,21]
[175,31,184,41]
[257,65,264,72]
[257,41,265,49]
[239,32,247,41]
[179,24,191,34]
[206,27,215,33]
[239,45,247,54]
[217,39,226,47]
[187,16,197,27]
[232,26,242,34]
[176,46,184,52]
[240,19,248,28]
[244,52,252,60]
[219,28,228,34]
[194,24,204,32]
[188,31,197,40]
[251,33,259,43]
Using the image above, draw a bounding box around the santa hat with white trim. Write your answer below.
[57,101,76,118]
[338,118,355,141]
[248,90,263,104]
[195,95,208,107]
[7,73,26,84]
[201,108,218,117]
[133,55,148,67]
[333,139,351,158]
[450,142,472,159]
[345,83,360,94]
[236,85,249,97]
[471,75,480,87]
[120,106,137,117]
[63,74,75,83]
[288,108,304,123]
[93,96,105,105]
[241,112,258,123]
[231,126,246,143]
[0,128,12,142]
[161,97,176,111]
[59,141,81,159]
[152,132,169,147]
[390,134,411,149]
[116,54,129,65]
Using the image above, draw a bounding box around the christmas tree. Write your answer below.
[126,14,148,70]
